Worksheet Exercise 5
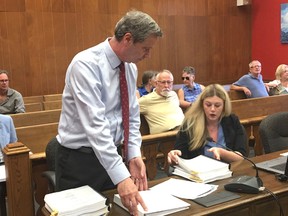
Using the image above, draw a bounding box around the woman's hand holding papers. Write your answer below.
[168,150,182,165]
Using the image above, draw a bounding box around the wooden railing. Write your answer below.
[232,94,288,155]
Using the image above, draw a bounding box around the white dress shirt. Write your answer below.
[57,38,141,185]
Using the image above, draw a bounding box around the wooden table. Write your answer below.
[42,151,288,216]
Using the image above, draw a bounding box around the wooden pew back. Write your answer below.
[25,102,43,112]
[232,94,288,155]
[232,95,288,119]
[141,130,177,179]
[43,100,62,110]
[43,94,62,102]
[140,114,150,135]
[23,95,44,104]
[23,94,63,112]
[16,123,58,153]
[10,109,61,128]
[228,90,247,100]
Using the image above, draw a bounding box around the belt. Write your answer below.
[76,146,122,155]
[77,146,94,154]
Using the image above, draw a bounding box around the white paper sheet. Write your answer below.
[0,165,6,182]
[150,178,218,199]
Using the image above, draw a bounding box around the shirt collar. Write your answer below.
[103,38,122,70]
[248,73,261,80]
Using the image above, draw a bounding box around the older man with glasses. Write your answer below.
[177,66,205,110]
[230,60,269,98]
[0,70,25,114]
[138,69,184,135]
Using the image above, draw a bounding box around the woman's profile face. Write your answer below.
[203,96,224,122]
[149,76,157,87]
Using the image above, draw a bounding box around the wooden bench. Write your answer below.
[23,95,44,104]
[228,89,247,100]
[10,109,61,128]
[42,100,62,110]
[43,94,62,102]
[25,102,44,112]
[141,130,177,180]
[23,94,63,112]
[16,123,59,153]
[232,94,288,155]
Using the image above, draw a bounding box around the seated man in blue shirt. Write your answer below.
[177,66,205,109]
[230,60,269,98]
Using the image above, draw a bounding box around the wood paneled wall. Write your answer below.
[0,0,251,96]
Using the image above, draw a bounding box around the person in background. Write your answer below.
[139,69,184,134]
[177,66,205,109]
[269,64,288,95]
[0,70,25,114]
[0,114,17,215]
[168,84,246,165]
[55,10,162,216]
[230,60,269,98]
[0,114,17,159]
[136,70,157,99]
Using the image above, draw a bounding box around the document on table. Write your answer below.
[0,165,6,182]
[280,152,288,156]
[150,178,218,199]
[114,190,190,216]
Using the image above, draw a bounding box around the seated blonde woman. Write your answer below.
[269,64,288,95]
[168,84,247,165]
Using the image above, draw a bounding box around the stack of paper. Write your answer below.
[113,190,190,216]
[172,155,232,183]
[44,185,109,216]
[150,178,217,200]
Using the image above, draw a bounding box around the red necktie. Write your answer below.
[119,62,129,161]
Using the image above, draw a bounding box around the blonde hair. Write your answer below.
[275,64,287,80]
[181,84,231,151]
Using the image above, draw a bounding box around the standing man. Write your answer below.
[55,10,162,216]
[230,60,269,98]
[0,70,25,114]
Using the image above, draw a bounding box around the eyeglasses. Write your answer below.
[182,77,190,81]
[0,79,9,83]
[250,65,261,68]
[157,80,173,85]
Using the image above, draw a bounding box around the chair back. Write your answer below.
[140,114,150,135]
[259,112,288,154]
[42,137,59,193]
[45,137,59,171]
